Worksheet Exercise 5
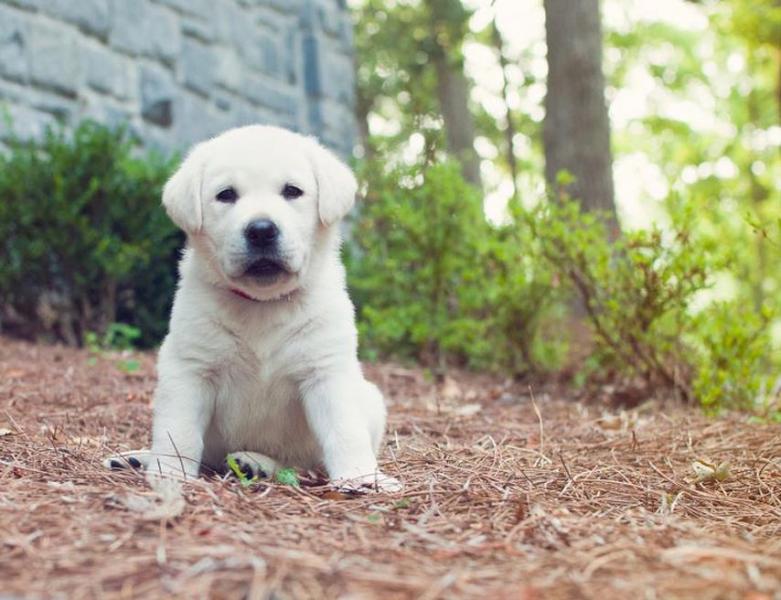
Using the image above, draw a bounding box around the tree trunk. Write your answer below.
[491,13,518,203]
[543,0,617,229]
[426,0,482,188]
[356,85,374,161]
[432,56,482,187]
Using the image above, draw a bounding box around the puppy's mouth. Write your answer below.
[243,258,289,279]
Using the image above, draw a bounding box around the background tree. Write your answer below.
[353,0,481,187]
[489,7,519,203]
[605,0,781,315]
[425,0,482,186]
[543,0,617,229]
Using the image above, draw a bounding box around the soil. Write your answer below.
[1,336,779,599]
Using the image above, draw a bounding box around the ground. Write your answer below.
[1,336,779,600]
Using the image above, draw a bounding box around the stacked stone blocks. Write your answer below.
[0,0,356,156]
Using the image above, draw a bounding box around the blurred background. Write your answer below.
[0,0,779,415]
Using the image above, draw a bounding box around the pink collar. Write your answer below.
[228,287,300,303]
[229,288,258,301]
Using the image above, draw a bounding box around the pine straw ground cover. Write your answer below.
[0,336,780,600]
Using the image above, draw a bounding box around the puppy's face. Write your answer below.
[162,126,357,300]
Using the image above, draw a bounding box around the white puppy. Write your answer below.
[106,125,399,492]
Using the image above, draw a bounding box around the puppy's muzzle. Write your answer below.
[242,219,289,279]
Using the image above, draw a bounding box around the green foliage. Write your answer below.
[353,0,474,157]
[347,160,560,374]
[531,197,776,412]
[86,322,142,352]
[274,468,300,487]
[691,303,772,413]
[0,120,179,347]
[605,1,781,325]
[349,159,777,412]
[84,323,142,373]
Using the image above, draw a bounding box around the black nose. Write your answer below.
[245,219,279,248]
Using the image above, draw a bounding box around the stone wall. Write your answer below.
[0,0,356,157]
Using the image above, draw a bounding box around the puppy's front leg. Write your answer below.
[302,374,400,492]
[148,361,214,483]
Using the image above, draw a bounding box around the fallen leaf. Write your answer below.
[452,403,482,417]
[47,481,75,490]
[440,376,462,401]
[70,436,107,447]
[691,460,731,483]
[394,498,411,509]
[0,427,14,437]
[514,499,528,522]
[596,415,622,430]
[596,411,638,431]
[321,490,349,501]
[275,467,300,487]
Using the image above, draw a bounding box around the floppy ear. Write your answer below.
[162,144,205,234]
[307,139,357,226]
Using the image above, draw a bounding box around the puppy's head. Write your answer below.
[163,125,356,300]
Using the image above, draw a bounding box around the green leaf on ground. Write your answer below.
[226,455,257,487]
[274,467,299,487]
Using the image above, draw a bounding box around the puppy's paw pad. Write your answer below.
[225,451,278,480]
[103,451,150,471]
[333,472,403,494]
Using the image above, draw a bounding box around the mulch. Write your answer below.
[1,335,779,599]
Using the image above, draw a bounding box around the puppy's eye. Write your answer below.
[281,184,304,200]
[216,187,238,203]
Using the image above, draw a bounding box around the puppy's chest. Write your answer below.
[210,324,303,408]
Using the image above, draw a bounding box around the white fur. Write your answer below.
[109,125,399,493]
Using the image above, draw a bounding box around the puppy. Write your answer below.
[106,125,399,492]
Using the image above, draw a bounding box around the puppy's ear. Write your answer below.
[307,139,357,226]
[162,144,205,234]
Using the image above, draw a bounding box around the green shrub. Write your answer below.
[690,302,773,413]
[530,197,776,412]
[0,120,179,347]
[346,160,561,374]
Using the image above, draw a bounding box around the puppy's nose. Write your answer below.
[245,219,279,249]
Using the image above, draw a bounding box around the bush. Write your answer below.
[690,302,773,414]
[346,161,561,374]
[349,159,776,413]
[530,198,776,412]
[0,121,179,347]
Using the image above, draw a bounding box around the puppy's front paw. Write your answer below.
[225,451,279,480]
[333,471,403,494]
[103,450,151,471]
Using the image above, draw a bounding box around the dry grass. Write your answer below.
[1,335,780,599]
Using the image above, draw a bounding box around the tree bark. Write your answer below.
[356,83,374,161]
[543,0,617,227]
[491,13,518,203]
[432,56,482,187]
[426,0,482,188]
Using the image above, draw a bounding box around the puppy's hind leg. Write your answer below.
[103,449,152,471]
[225,451,280,480]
